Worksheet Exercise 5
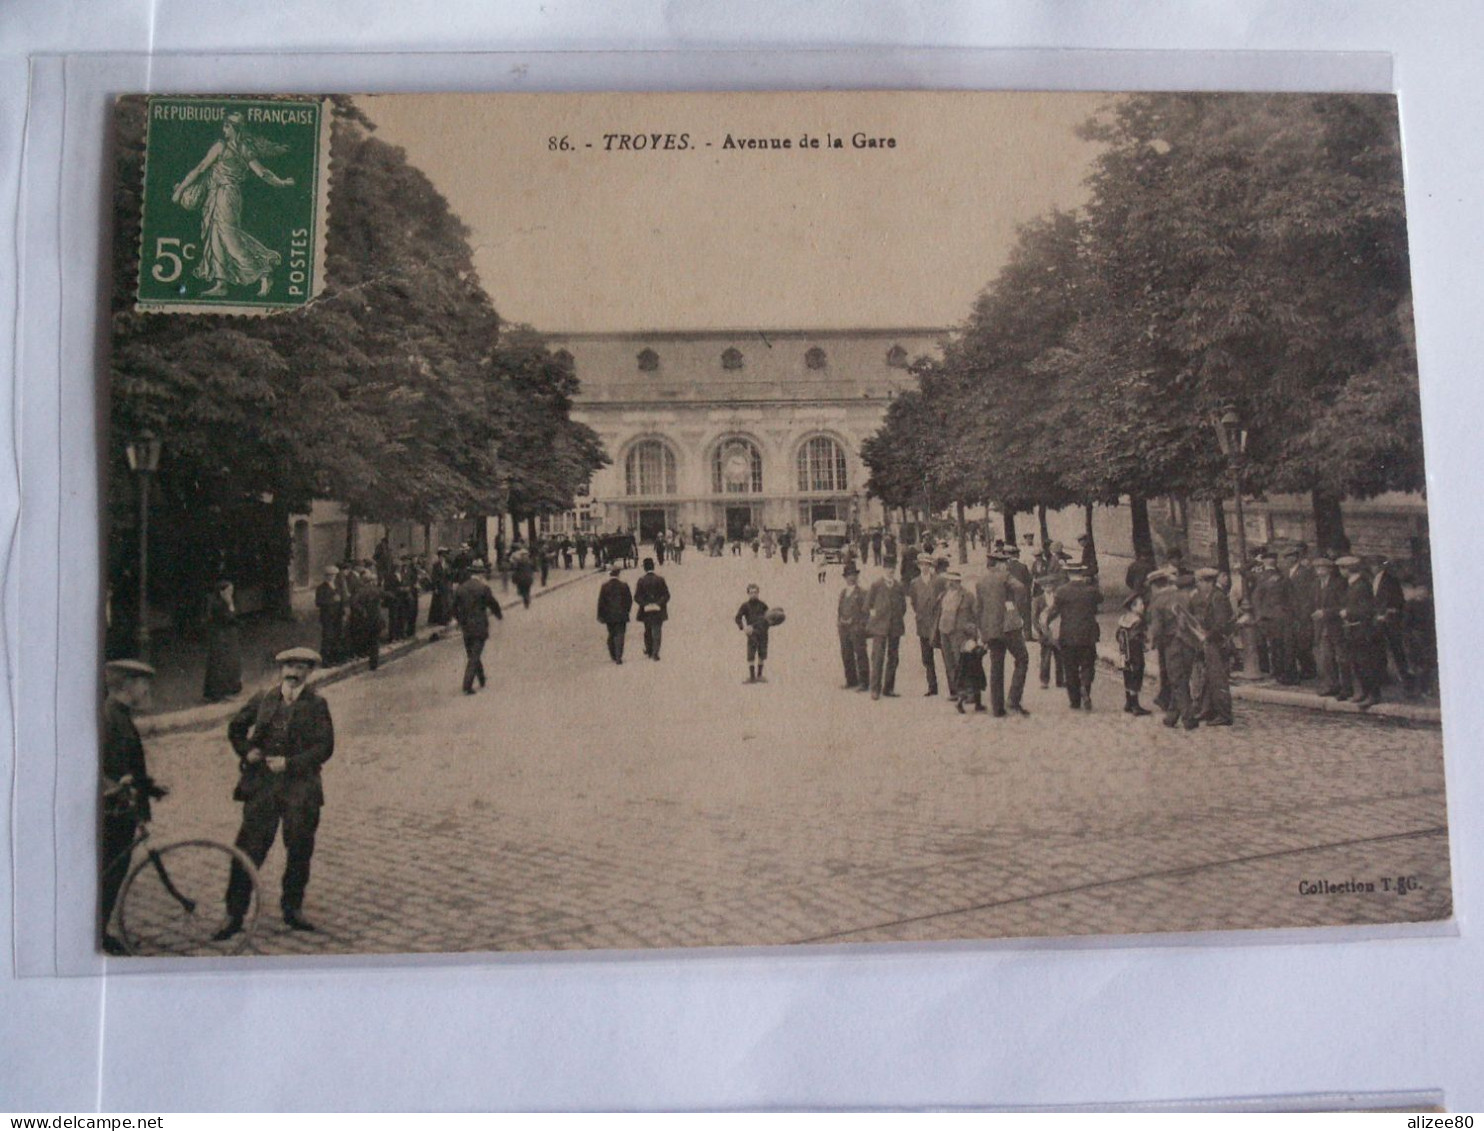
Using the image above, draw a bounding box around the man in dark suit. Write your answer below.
[1311,557,1353,699]
[1190,567,1235,726]
[976,550,1031,717]
[1370,554,1415,696]
[453,561,504,694]
[596,567,633,663]
[1044,563,1102,711]
[216,647,334,938]
[865,568,907,699]
[1284,545,1318,681]
[1339,556,1384,708]
[314,566,345,664]
[100,659,164,954]
[1251,550,1297,684]
[348,566,385,671]
[633,558,671,661]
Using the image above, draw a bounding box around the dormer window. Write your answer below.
[722,347,744,370]
[886,344,908,368]
[805,346,827,370]
[637,348,660,372]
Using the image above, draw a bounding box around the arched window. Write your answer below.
[805,346,827,370]
[625,440,677,496]
[637,348,659,372]
[797,436,849,493]
[886,344,908,368]
[713,438,763,494]
[721,347,744,370]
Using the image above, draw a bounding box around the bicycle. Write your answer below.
[103,780,263,957]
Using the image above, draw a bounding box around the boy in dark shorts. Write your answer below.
[735,583,771,683]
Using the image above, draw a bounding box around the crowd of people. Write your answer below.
[829,528,1435,729]
[1123,542,1436,711]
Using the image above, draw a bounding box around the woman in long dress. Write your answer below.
[202,580,243,702]
[172,113,295,298]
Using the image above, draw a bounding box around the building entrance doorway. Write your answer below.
[725,506,754,542]
[809,502,840,525]
[637,508,669,542]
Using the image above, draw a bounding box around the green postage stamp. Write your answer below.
[136,96,332,315]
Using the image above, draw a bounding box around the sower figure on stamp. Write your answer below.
[216,647,333,939]
[597,567,633,664]
[634,558,671,661]
[454,560,504,694]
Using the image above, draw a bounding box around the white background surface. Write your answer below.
[2,1,1481,1112]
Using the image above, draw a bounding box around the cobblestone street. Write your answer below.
[137,553,1451,957]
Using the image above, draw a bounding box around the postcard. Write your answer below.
[99,90,1447,957]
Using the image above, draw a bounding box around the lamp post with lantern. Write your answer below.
[1212,406,1263,680]
[124,431,162,658]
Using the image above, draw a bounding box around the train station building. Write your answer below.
[555,327,948,543]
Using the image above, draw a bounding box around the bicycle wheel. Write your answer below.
[116,840,261,956]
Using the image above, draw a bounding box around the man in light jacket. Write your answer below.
[976,549,1031,717]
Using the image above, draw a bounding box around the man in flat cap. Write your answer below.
[217,647,333,937]
[596,566,633,664]
[1042,562,1102,711]
[454,560,504,693]
[100,659,164,954]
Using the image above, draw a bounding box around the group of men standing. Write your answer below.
[1243,545,1422,707]
[838,538,1079,716]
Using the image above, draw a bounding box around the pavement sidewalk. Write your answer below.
[137,565,604,737]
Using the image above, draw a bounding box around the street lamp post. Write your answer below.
[1213,408,1263,680]
[124,431,162,659]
